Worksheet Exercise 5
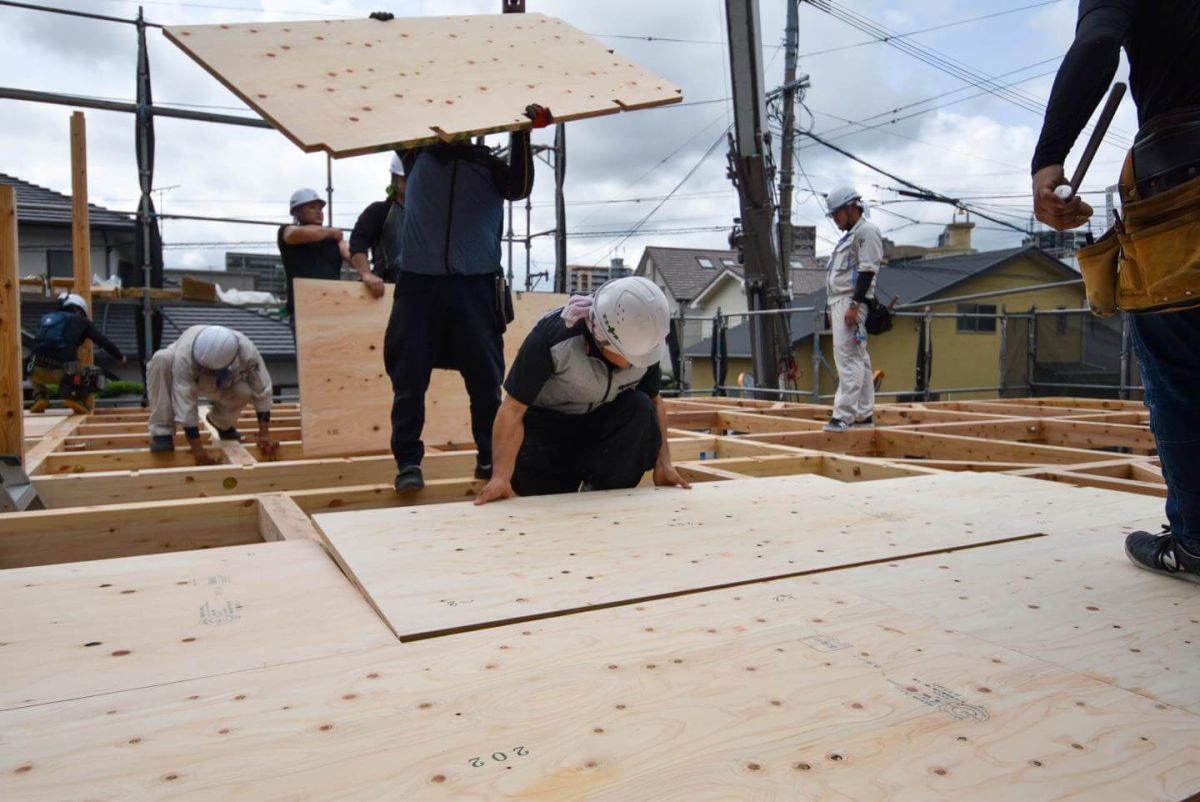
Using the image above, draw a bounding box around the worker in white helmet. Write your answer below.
[278,188,352,332]
[823,184,884,433]
[146,325,278,465]
[475,276,691,505]
[347,152,407,299]
[27,292,126,414]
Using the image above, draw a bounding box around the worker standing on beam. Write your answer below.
[385,104,552,493]
[822,184,883,433]
[1032,0,1200,583]
[146,325,278,465]
[347,154,406,299]
[27,292,126,415]
[278,189,354,332]
[474,276,691,505]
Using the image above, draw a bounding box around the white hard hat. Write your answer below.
[192,325,239,371]
[390,152,405,177]
[58,291,88,314]
[289,187,324,214]
[592,276,670,368]
[825,184,863,215]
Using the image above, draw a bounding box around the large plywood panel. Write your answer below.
[294,278,566,458]
[0,540,395,710]
[164,14,682,157]
[2,580,1197,801]
[823,515,1200,714]
[315,472,1163,639]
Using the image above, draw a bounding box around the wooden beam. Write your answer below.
[22,414,85,474]
[288,479,483,513]
[715,409,824,433]
[877,429,1109,465]
[69,111,93,370]
[0,185,21,462]
[1039,419,1156,453]
[257,493,321,542]
[1030,470,1168,498]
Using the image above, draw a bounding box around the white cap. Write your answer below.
[390,152,405,176]
[58,291,88,314]
[192,325,239,371]
[825,184,863,215]
[289,187,324,214]
[592,276,670,368]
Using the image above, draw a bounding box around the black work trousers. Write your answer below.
[512,390,661,497]
[383,272,503,470]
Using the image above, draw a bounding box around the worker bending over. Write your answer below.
[823,184,883,433]
[278,188,355,331]
[385,104,552,493]
[475,276,690,505]
[348,153,407,299]
[28,292,126,414]
[146,325,277,465]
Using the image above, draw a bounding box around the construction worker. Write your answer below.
[1032,1,1200,583]
[277,188,353,331]
[474,276,691,505]
[385,104,552,493]
[146,325,277,466]
[27,292,126,414]
[822,184,883,433]
[347,153,407,299]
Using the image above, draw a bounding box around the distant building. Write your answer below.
[566,257,631,294]
[1023,228,1094,261]
[791,225,816,259]
[225,251,287,296]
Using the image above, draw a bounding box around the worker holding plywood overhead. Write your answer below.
[386,104,553,493]
[475,276,691,505]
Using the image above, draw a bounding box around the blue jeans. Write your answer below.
[1129,308,1200,553]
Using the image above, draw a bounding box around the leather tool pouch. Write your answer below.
[494,271,515,334]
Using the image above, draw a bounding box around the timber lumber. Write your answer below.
[312,472,1147,640]
[164,14,682,157]
[827,511,1200,713]
[257,493,321,542]
[3,579,1198,801]
[22,414,84,474]
[69,112,93,372]
[1029,471,1168,498]
[0,185,21,462]
[293,279,567,457]
[0,539,395,710]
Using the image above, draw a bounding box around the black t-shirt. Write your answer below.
[276,225,343,315]
[1032,0,1200,173]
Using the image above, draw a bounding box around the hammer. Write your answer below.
[1054,82,1127,200]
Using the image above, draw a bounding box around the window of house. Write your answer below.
[721,258,738,268]
[696,257,715,269]
[47,250,74,278]
[956,303,998,333]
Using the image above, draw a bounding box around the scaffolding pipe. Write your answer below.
[0,87,273,129]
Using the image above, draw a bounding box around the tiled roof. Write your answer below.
[641,246,828,304]
[0,173,135,231]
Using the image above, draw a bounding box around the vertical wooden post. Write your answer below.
[70,111,93,369]
[0,185,23,461]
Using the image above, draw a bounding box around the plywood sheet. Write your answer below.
[0,540,395,710]
[163,14,682,157]
[314,472,1160,639]
[294,278,567,458]
[823,515,1200,713]
[2,580,1197,801]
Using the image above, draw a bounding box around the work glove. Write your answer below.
[524,104,554,129]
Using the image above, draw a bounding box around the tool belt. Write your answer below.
[1078,109,1200,316]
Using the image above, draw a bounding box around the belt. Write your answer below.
[1133,106,1200,198]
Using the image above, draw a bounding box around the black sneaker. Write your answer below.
[393,465,425,493]
[853,416,875,428]
[474,462,493,481]
[1124,530,1200,584]
[206,414,241,441]
[149,434,176,453]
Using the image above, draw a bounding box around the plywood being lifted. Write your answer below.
[313,472,1158,639]
[293,278,567,457]
[163,14,682,157]
[0,540,395,710]
[3,579,1198,801]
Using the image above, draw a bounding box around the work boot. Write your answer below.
[823,418,852,433]
[64,398,89,415]
[149,435,176,453]
[393,465,425,493]
[474,461,493,481]
[1124,529,1200,584]
[853,415,875,428]
[29,398,49,414]
[206,414,241,441]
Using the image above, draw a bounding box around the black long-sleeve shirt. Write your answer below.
[1031,0,1200,174]
[36,312,125,364]
[348,200,390,259]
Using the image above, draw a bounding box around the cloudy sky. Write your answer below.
[1,0,1135,289]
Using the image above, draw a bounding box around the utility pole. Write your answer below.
[553,123,567,293]
[776,0,809,273]
[724,0,791,391]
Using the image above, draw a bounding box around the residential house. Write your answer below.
[686,244,1089,401]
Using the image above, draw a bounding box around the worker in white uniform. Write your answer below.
[823,184,883,433]
[146,325,278,465]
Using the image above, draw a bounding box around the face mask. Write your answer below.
[214,367,235,390]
